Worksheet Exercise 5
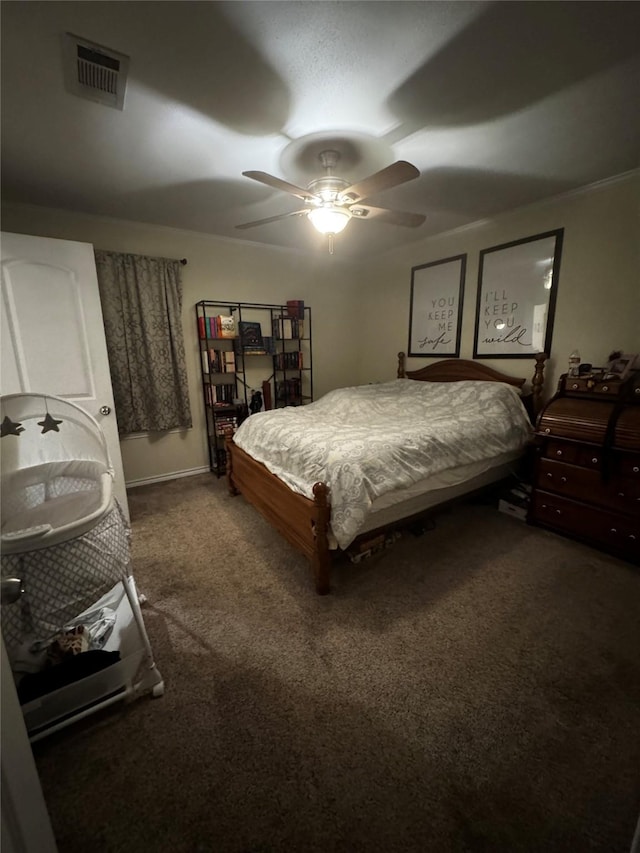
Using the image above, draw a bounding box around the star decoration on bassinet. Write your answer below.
[37,413,63,433]
[1,415,25,437]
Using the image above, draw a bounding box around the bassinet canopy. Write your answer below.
[1,393,115,553]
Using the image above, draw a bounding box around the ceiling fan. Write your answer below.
[236,149,425,253]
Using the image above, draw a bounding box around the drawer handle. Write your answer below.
[541,504,547,509]
[561,477,567,483]
[592,457,599,464]
[633,466,639,473]
[618,492,625,498]
[556,450,563,457]
[611,528,617,534]
[555,509,562,515]
[630,535,637,541]
[571,383,578,389]
[546,472,553,478]
[545,428,550,434]
[602,385,609,392]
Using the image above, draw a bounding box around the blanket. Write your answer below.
[233,379,532,549]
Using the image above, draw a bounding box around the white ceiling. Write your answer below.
[2,1,639,260]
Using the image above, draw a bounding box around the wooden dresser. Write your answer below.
[528,371,640,564]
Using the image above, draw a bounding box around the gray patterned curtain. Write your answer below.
[94,250,192,434]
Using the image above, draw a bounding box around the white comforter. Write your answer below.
[233,379,532,549]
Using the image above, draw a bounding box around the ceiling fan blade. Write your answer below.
[349,204,425,228]
[235,209,310,230]
[242,171,320,202]
[343,161,420,202]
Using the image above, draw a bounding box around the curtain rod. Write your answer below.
[180,258,188,265]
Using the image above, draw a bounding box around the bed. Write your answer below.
[225,352,547,594]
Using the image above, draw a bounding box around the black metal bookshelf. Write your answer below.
[195,300,312,475]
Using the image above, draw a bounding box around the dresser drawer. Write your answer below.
[563,378,622,398]
[530,490,640,561]
[536,459,640,517]
[542,440,602,469]
[615,453,640,479]
[609,478,640,517]
[536,458,599,502]
[529,490,589,536]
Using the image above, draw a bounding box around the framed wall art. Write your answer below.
[473,229,563,359]
[408,254,466,357]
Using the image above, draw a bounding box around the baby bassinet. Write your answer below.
[1,393,114,553]
[1,393,164,741]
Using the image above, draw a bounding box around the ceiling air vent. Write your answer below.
[62,33,129,110]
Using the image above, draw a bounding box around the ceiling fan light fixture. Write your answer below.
[308,206,351,235]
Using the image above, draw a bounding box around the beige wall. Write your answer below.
[3,171,638,484]
[355,171,640,397]
[1,205,361,485]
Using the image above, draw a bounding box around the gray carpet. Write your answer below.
[33,473,640,853]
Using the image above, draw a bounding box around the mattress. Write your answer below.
[328,449,521,548]
[234,378,533,549]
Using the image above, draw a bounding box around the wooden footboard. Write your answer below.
[225,434,332,594]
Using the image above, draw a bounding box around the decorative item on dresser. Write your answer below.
[529,369,640,564]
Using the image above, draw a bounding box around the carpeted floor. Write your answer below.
[32,473,640,853]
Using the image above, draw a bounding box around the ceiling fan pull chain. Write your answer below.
[328,234,335,255]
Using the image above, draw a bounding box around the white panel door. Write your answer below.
[0,231,128,517]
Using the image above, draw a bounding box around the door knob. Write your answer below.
[100,405,111,415]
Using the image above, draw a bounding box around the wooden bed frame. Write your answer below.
[226,352,547,595]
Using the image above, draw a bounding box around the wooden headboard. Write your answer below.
[397,352,547,421]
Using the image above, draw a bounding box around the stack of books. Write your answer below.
[198,315,236,339]
[286,300,305,319]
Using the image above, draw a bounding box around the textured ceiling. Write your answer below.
[2,1,639,260]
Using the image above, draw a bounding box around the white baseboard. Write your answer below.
[126,466,210,490]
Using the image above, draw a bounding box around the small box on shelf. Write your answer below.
[498,482,531,522]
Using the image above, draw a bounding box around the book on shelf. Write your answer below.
[262,336,276,355]
[199,314,237,339]
[275,351,303,369]
[286,300,305,319]
[218,315,236,338]
[205,383,235,405]
[276,377,302,403]
[209,349,221,373]
[214,415,238,436]
[272,316,291,339]
[199,316,216,339]
[208,349,236,373]
[273,315,304,340]
[238,320,264,351]
[261,379,272,411]
[201,349,210,374]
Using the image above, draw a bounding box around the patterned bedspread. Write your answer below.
[233,379,532,549]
